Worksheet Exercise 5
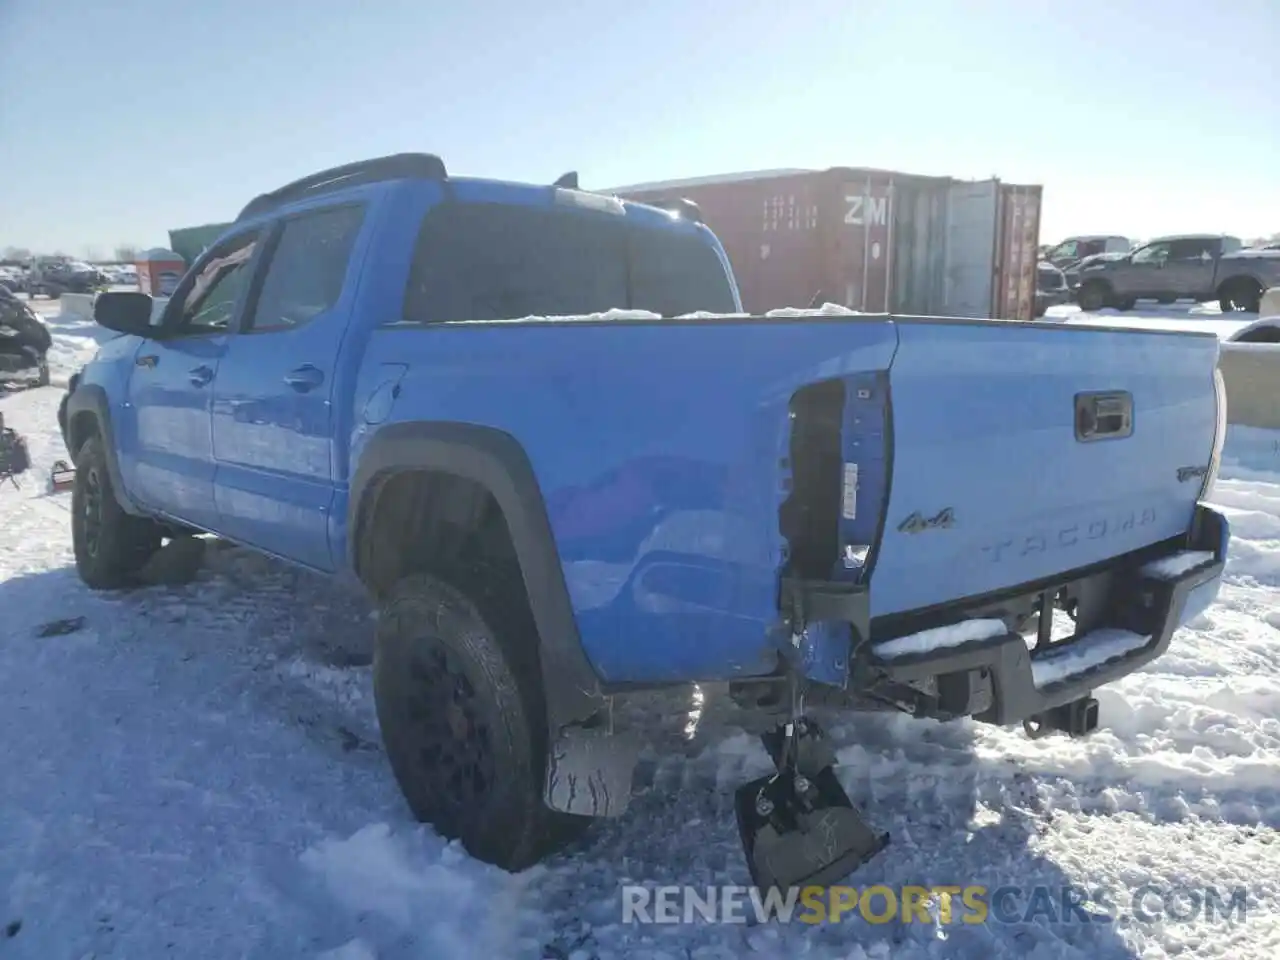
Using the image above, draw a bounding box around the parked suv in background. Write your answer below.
[1043,235,1132,290]
[1076,234,1278,313]
[26,257,105,299]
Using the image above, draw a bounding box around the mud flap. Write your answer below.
[543,724,641,818]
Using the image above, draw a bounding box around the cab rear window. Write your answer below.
[403,202,736,322]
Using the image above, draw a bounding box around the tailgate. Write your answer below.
[869,320,1221,617]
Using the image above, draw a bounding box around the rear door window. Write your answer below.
[405,204,627,323]
[403,203,734,322]
[1168,238,1215,262]
[628,227,738,316]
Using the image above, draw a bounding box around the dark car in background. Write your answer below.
[1035,260,1071,317]
[26,258,106,299]
[0,284,52,386]
[1043,235,1132,292]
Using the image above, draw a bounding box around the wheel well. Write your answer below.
[357,469,545,673]
[1218,275,1262,298]
[358,468,528,604]
[68,410,100,458]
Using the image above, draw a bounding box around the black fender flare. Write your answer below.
[63,383,146,515]
[348,421,604,732]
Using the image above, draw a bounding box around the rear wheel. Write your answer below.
[71,435,164,589]
[1219,278,1263,314]
[373,572,589,870]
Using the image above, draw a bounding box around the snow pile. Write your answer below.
[872,618,1006,659]
[300,824,549,958]
[1142,550,1216,580]
[461,304,866,324]
[764,303,863,318]
[1029,627,1149,687]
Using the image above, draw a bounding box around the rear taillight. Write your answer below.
[836,372,890,582]
[1200,366,1228,502]
[777,375,890,587]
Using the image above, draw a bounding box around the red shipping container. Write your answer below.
[615,168,1043,321]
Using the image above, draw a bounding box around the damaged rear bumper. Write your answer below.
[866,505,1229,727]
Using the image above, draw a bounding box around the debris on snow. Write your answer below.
[35,615,86,638]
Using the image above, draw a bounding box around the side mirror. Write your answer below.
[93,291,154,336]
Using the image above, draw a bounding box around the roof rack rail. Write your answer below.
[646,197,703,224]
[236,152,447,222]
[552,171,579,189]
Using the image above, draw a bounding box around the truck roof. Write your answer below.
[1148,233,1240,243]
[229,153,715,240]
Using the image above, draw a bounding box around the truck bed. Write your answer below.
[356,310,1222,684]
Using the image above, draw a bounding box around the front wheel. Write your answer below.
[1077,281,1110,311]
[71,435,163,589]
[373,572,589,870]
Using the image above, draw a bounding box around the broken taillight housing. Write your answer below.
[1200,365,1228,502]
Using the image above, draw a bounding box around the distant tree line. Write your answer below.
[2,244,143,265]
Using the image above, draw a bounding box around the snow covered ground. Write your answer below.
[1045,298,1260,338]
[2,317,1280,958]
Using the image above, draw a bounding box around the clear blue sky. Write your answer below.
[1,0,1276,255]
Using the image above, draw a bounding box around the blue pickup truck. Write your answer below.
[60,154,1230,890]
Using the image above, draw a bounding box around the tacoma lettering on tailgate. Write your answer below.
[981,508,1158,564]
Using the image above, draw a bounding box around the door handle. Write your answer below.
[189,365,214,387]
[136,354,158,368]
[284,364,325,392]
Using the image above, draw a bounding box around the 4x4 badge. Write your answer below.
[897,508,956,534]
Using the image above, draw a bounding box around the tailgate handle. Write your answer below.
[1075,391,1133,442]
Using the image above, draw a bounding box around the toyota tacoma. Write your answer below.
[60,154,1230,891]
